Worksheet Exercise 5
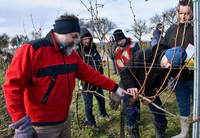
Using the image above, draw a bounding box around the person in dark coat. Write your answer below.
[76,28,112,132]
[161,1,194,137]
[120,45,187,138]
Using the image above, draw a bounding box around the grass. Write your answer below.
[0,67,14,138]
[0,61,193,138]
[69,90,182,138]
[69,64,192,138]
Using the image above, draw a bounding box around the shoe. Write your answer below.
[90,125,100,132]
[100,115,112,121]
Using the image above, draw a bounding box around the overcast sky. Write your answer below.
[0,0,178,39]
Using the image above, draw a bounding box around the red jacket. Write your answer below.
[115,39,140,70]
[115,44,131,70]
[3,30,118,125]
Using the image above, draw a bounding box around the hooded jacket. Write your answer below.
[161,23,194,80]
[120,45,172,96]
[151,28,163,47]
[76,28,103,91]
[3,30,118,125]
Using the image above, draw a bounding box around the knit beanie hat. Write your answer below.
[113,29,126,42]
[165,46,187,66]
[156,23,162,29]
[53,19,80,34]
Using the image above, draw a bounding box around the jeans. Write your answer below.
[123,94,140,126]
[82,88,108,126]
[168,77,174,89]
[148,96,167,124]
[111,58,117,71]
[174,80,194,116]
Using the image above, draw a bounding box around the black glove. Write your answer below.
[109,92,123,110]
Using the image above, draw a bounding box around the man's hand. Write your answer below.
[9,115,38,138]
[127,88,138,98]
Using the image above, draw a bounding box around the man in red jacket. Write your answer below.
[3,13,125,138]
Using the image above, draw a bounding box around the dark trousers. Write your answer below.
[82,88,108,126]
[148,96,167,124]
[124,95,167,126]
[123,94,140,126]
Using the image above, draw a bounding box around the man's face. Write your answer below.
[117,39,126,46]
[81,37,90,46]
[177,5,193,23]
[58,32,79,55]
[160,55,171,68]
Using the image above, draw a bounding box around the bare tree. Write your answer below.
[29,14,43,40]
[149,13,163,32]
[30,31,42,40]
[163,7,177,26]
[19,34,29,44]
[127,19,148,42]
[10,35,29,47]
[150,13,162,25]
[150,7,177,29]
[85,17,117,41]
[0,33,10,48]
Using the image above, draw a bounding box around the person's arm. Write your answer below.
[120,65,139,98]
[3,44,35,123]
[120,61,137,90]
[120,50,142,89]
[75,52,120,92]
[120,49,144,97]
[3,44,37,137]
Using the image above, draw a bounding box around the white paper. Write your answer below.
[185,43,194,60]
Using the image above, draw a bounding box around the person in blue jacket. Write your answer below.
[151,23,163,47]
